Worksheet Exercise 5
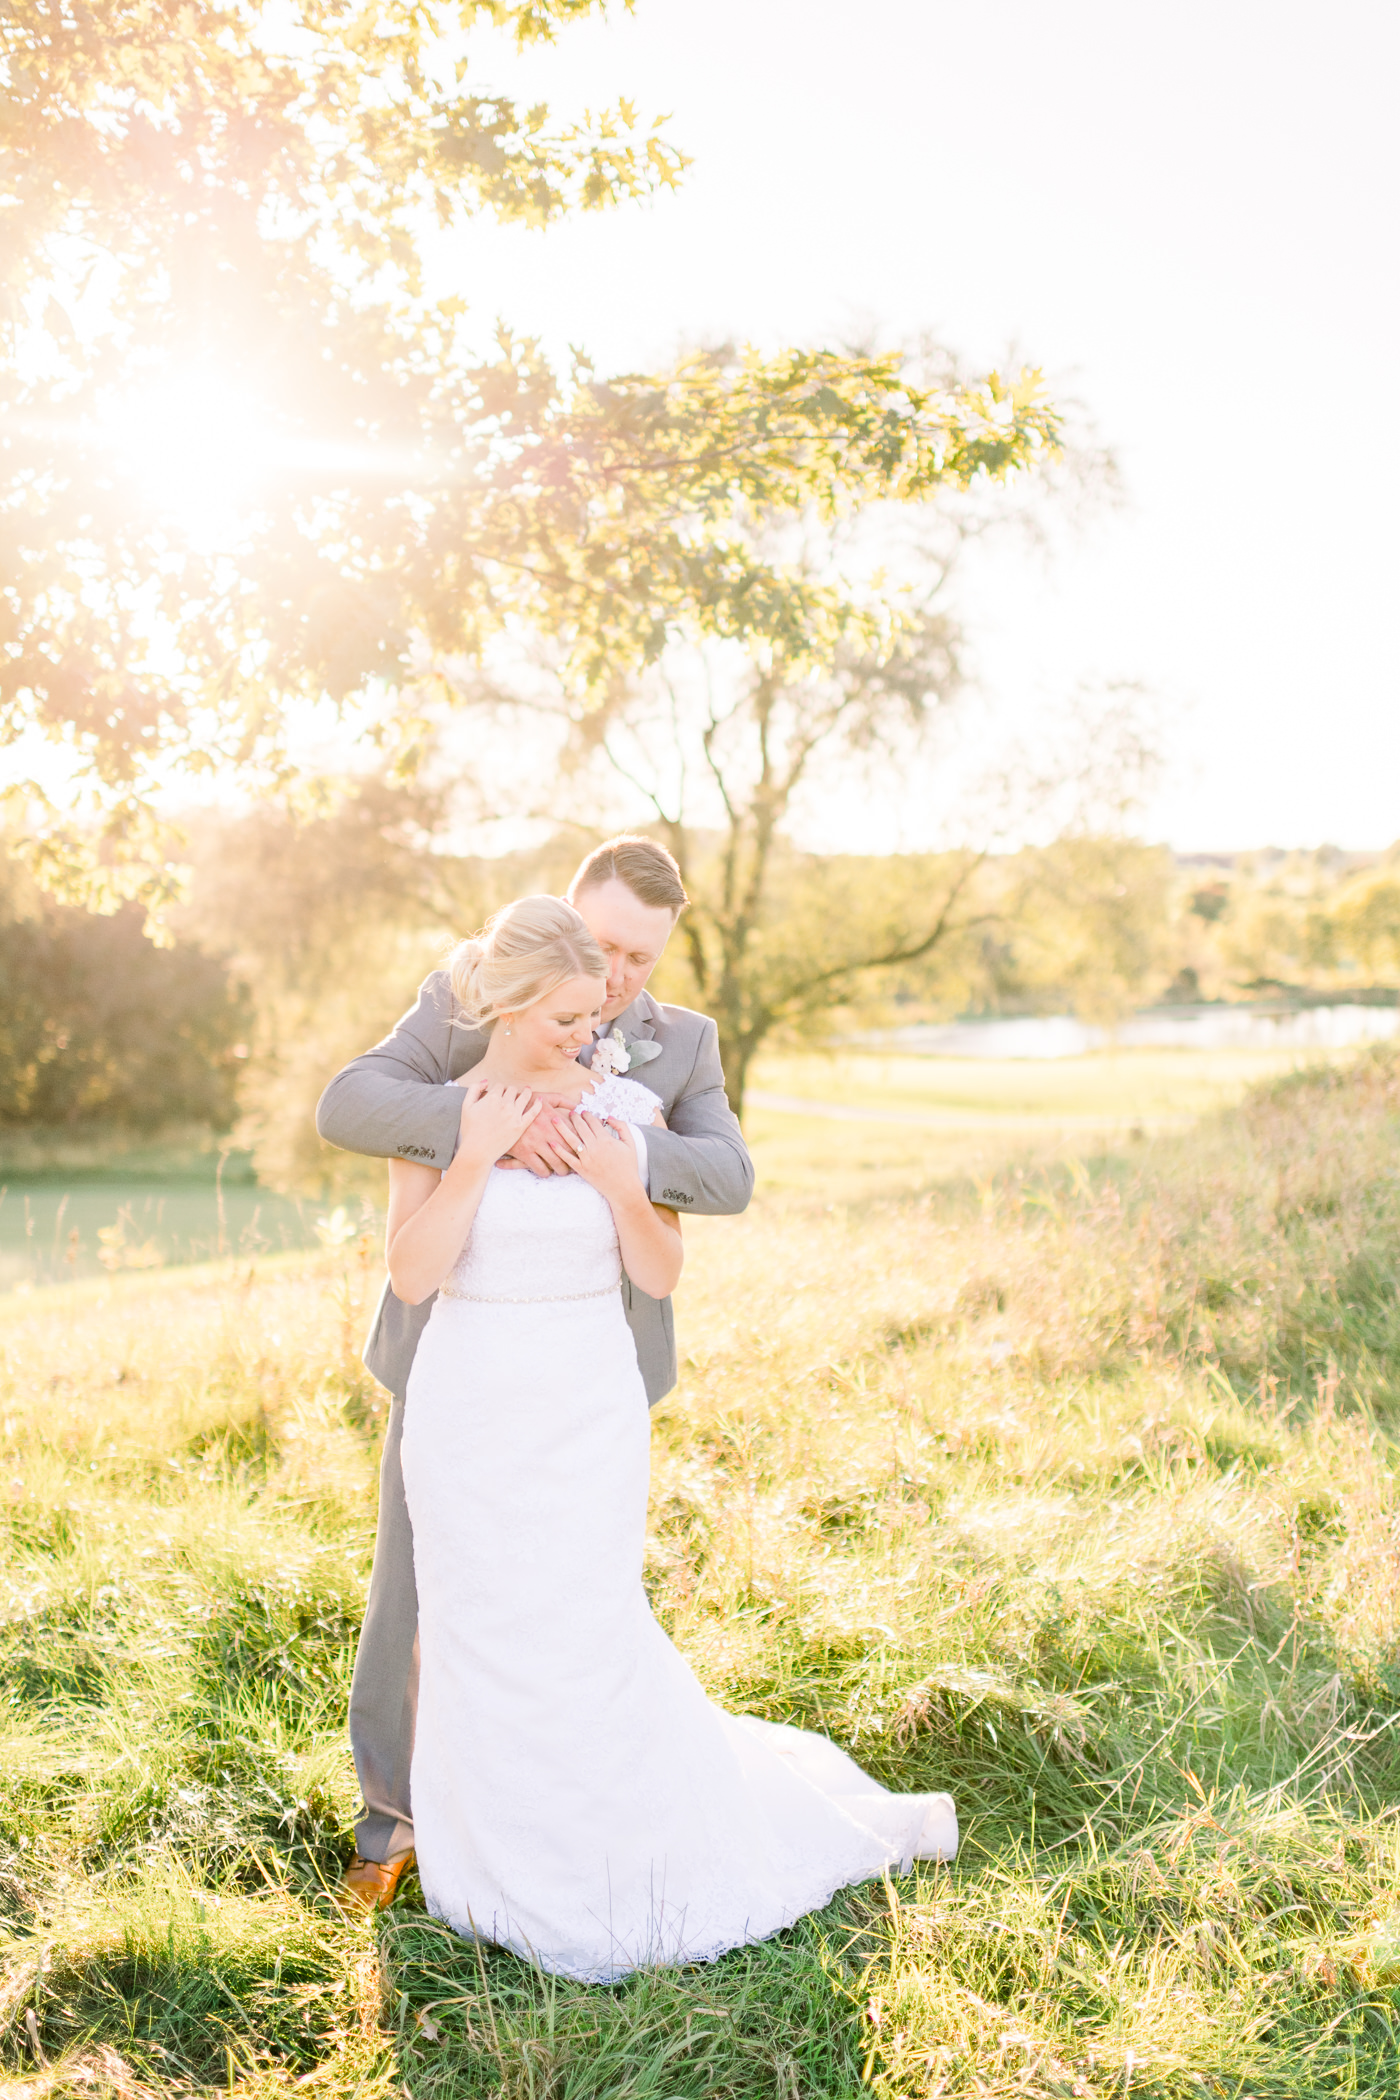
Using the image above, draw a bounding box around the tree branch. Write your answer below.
[599,736,677,829]
[764,853,992,1006]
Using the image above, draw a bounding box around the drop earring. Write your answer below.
[504,1019,512,1036]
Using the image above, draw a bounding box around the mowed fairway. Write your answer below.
[744,1043,1360,1201]
[5,1049,1400,2096]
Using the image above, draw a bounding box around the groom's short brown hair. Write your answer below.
[569,835,688,916]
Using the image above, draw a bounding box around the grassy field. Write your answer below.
[0,1044,1342,1286]
[744,1042,1364,1201]
[5,1047,1400,2095]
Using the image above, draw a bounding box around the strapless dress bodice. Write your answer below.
[440,1073,660,1305]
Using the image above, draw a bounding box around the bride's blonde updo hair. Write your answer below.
[449,896,606,1031]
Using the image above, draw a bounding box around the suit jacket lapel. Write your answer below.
[612,991,659,1042]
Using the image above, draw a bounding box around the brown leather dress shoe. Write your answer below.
[334,1849,415,1915]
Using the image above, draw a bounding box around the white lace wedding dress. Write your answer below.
[400,1072,956,1983]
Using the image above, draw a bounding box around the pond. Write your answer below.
[0,1175,321,1293]
[862,1002,1400,1061]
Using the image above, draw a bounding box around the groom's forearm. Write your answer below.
[317,1065,465,1168]
[642,1123,754,1218]
[317,970,473,1170]
[642,1015,754,1216]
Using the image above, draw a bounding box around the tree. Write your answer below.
[662,840,993,1103]
[976,836,1175,1025]
[1330,865,1400,981]
[647,633,992,1111]
[423,611,1156,1107]
[430,493,999,1107]
[0,853,247,1128]
[2,0,1059,908]
[176,776,479,1190]
[1214,854,1346,994]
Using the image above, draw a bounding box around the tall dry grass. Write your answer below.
[3,1050,1400,2095]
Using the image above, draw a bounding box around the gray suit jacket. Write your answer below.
[315,975,754,1404]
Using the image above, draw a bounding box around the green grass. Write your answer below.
[6,1049,1400,2094]
[743,1042,1359,1202]
[750,1044,1326,1122]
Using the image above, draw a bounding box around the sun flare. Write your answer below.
[96,369,284,545]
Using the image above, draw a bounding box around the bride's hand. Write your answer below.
[455,1081,541,1165]
[552,1110,638,1198]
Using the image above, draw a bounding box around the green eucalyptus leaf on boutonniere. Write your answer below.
[592,1025,663,1076]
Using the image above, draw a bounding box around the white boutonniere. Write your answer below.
[590,1025,662,1078]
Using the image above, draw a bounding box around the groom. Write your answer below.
[315,834,754,1910]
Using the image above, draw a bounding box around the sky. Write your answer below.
[425,0,1400,854]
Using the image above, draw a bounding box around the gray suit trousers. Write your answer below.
[349,1394,419,1861]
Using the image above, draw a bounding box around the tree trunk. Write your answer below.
[715,1027,758,1123]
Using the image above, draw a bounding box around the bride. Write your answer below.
[388,895,956,1983]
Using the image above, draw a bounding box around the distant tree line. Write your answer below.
[4,799,1396,1184]
[1171,849,1400,997]
[0,863,248,1130]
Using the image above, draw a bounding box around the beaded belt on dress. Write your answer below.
[438,1281,620,1303]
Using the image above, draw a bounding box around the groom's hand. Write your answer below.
[498,1092,579,1177]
